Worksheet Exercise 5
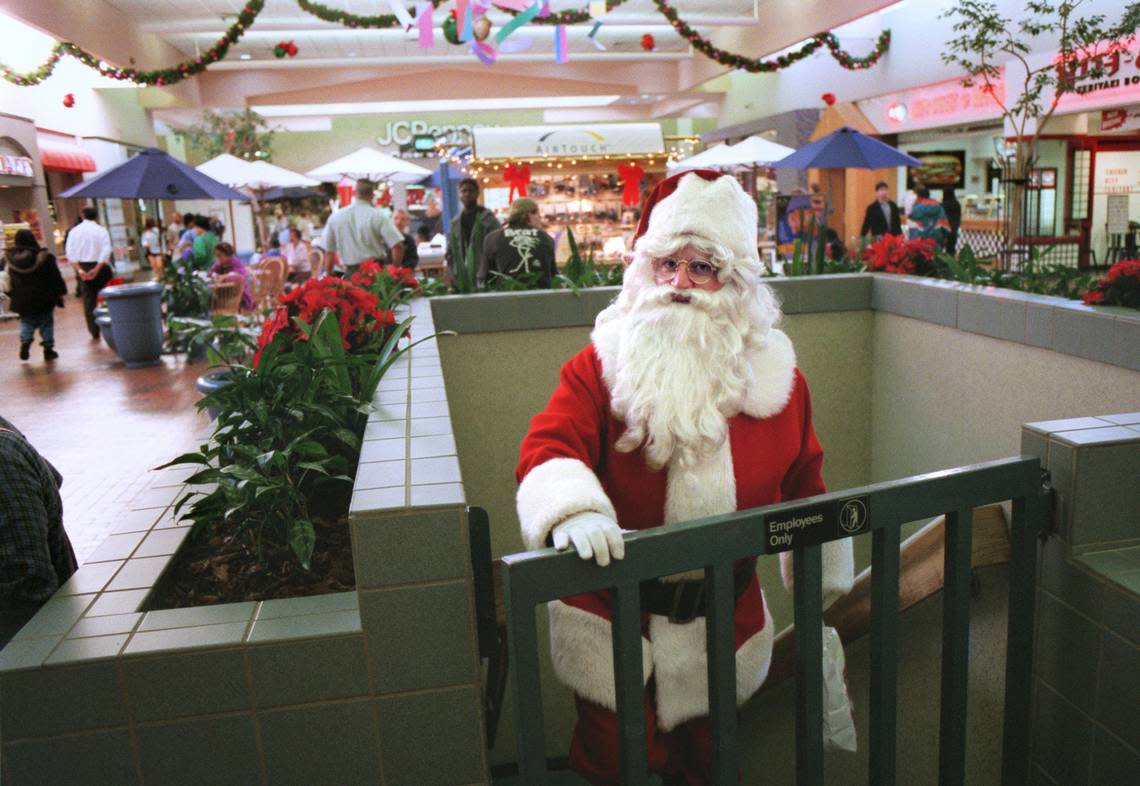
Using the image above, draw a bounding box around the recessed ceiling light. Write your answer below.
[239,53,251,60]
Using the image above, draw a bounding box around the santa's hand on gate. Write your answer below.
[551,512,625,567]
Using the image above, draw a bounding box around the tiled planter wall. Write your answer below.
[0,298,488,786]
[1020,417,1140,786]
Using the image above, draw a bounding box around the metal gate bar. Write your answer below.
[502,456,1046,786]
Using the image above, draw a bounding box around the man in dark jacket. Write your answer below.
[445,177,500,287]
[0,415,77,647]
[481,198,556,288]
[860,181,902,238]
[4,229,67,362]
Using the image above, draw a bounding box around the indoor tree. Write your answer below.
[941,0,1140,261]
[176,108,275,163]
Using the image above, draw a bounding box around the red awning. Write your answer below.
[38,139,97,173]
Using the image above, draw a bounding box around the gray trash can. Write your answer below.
[95,313,117,353]
[101,282,164,368]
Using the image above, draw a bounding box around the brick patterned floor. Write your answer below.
[1,268,210,563]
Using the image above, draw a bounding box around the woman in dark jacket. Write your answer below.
[4,229,67,362]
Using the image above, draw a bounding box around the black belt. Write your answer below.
[640,570,752,624]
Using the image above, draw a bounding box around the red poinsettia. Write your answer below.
[253,277,395,366]
[349,259,420,311]
[862,234,938,276]
[1082,258,1140,308]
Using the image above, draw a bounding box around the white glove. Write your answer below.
[551,511,625,567]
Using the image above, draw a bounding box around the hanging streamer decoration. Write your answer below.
[652,0,890,73]
[295,0,444,29]
[588,21,605,50]
[417,2,435,47]
[554,25,568,64]
[1,0,265,87]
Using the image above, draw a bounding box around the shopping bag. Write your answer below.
[822,625,857,752]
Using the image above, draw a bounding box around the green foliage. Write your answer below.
[556,226,624,292]
[487,270,544,291]
[176,108,275,163]
[453,218,485,295]
[162,306,432,570]
[162,257,211,347]
[171,315,259,368]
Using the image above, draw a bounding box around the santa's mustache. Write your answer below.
[633,284,729,314]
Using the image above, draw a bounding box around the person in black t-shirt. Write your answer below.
[480,198,556,289]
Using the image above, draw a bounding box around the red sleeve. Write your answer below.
[779,369,826,502]
[516,345,608,483]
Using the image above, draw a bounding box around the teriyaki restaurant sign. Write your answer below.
[473,123,665,159]
[859,76,1005,134]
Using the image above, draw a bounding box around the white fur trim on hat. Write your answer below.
[517,457,617,551]
[650,591,775,731]
[548,599,653,711]
[638,172,760,276]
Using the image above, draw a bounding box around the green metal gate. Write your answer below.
[501,456,1048,785]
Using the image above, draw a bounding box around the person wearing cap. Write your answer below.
[515,170,853,784]
[480,198,556,289]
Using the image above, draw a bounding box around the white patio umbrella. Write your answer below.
[667,143,745,172]
[724,135,796,166]
[195,153,256,187]
[306,146,432,184]
[243,160,320,190]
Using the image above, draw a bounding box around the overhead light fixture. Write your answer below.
[240,53,251,60]
[255,95,622,117]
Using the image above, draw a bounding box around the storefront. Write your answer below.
[36,133,97,246]
[469,123,670,260]
[0,113,56,252]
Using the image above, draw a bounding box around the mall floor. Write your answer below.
[1,268,209,563]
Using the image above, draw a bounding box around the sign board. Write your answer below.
[0,155,34,178]
[906,150,966,189]
[472,123,665,159]
[1106,194,1130,234]
[1093,151,1140,193]
[1101,106,1140,132]
[858,76,1005,134]
[764,495,871,552]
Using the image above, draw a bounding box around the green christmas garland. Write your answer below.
[1,0,264,86]
[653,0,890,73]
[295,0,444,29]
[502,0,629,26]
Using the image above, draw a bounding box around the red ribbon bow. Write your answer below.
[617,162,645,207]
[503,162,532,201]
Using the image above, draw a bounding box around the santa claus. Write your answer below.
[515,170,853,785]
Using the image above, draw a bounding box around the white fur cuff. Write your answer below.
[779,538,856,608]
[517,458,617,551]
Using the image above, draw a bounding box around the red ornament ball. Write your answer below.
[640,33,656,51]
[62,93,75,108]
[821,92,837,106]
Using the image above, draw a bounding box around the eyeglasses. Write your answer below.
[653,256,720,285]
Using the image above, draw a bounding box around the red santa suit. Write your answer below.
[515,170,853,783]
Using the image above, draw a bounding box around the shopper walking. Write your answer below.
[908,186,951,245]
[445,177,500,285]
[941,188,962,255]
[859,180,902,238]
[5,229,67,362]
[65,206,113,340]
[318,179,405,274]
[141,217,164,280]
[481,198,556,288]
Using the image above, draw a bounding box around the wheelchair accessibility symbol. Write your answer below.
[839,498,869,534]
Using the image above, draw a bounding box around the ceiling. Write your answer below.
[7,0,898,124]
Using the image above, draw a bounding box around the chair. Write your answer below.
[249,256,287,313]
[209,281,242,316]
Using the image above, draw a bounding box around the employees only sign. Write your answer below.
[764,495,871,552]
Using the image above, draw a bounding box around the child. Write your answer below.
[4,229,67,362]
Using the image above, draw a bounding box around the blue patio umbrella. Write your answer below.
[772,127,923,170]
[59,147,250,201]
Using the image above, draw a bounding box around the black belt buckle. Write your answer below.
[668,581,704,624]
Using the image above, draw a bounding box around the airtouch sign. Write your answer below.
[472,123,665,159]
[765,495,870,552]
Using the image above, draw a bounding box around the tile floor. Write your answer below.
[0,268,210,562]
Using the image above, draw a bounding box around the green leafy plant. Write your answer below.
[453,220,486,295]
[162,256,211,348]
[487,270,544,291]
[171,315,259,368]
[557,226,624,291]
[937,244,990,284]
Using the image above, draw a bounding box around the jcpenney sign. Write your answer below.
[376,120,489,146]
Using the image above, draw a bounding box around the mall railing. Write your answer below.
[501,456,1049,786]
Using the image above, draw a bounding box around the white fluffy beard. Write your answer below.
[605,280,755,471]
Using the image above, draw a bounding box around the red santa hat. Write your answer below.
[634,169,761,277]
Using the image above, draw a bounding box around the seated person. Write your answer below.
[209,242,253,312]
[1,415,77,647]
[281,227,311,283]
[415,226,432,246]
